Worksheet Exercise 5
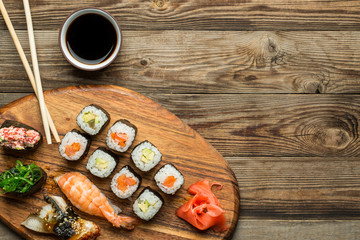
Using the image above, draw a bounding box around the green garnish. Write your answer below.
[0,160,43,194]
[82,112,100,129]
[95,158,108,169]
[138,200,151,213]
[141,148,155,163]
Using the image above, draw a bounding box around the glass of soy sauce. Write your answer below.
[59,8,122,71]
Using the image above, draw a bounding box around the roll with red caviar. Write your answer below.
[0,120,42,152]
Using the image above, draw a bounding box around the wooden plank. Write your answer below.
[234,220,360,240]
[1,219,360,240]
[2,219,360,240]
[1,93,360,157]
[0,85,239,240]
[153,93,360,158]
[0,222,22,240]
[228,157,360,219]
[0,30,359,94]
[0,0,359,31]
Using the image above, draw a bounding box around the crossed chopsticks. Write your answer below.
[0,0,60,144]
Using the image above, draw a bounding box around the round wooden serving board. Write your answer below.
[0,85,239,240]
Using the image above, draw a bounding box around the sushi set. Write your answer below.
[0,85,240,240]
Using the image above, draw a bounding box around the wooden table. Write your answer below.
[0,0,359,239]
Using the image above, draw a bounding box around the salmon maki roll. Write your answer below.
[59,129,91,161]
[106,120,137,153]
[55,172,139,230]
[111,165,142,199]
[154,163,184,195]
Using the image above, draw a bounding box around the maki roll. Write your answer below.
[133,187,164,221]
[131,140,162,172]
[86,147,118,178]
[106,119,137,153]
[0,120,42,152]
[111,165,142,199]
[154,164,184,195]
[76,104,110,136]
[59,129,91,161]
[0,160,47,196]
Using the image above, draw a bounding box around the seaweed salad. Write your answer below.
[0,160,46,195]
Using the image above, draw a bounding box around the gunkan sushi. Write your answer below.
[59,129,91,161]
[0,120,42,152]
[154,163,184,195]
[106,119,137,153]
[131,140,162,172]
[86,147,118,178]
[111,165,142,199]
[76,104,110,136]
[133,187,164,221]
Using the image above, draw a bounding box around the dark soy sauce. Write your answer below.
[66,13,117,64]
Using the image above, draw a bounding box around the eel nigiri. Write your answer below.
[55,172,138,230]
[22,195,100,240]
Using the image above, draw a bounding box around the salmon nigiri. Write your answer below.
[55,172,138,230]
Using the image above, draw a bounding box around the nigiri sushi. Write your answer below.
[55,172,138,230]
[22,195,100,240]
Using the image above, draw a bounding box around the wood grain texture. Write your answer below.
[152,93,360,158]
[1,93,360,158]
[2,219,360,240]
[0,85,239,240]
[0,30,360,94]
[0,0,359,31]
[235,220,360,240]
[229,157,360,220]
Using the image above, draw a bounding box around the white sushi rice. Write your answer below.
[131,141,162,172]
[106,121,136,152]
[76,105,109,135]
[111,166,140,199]
[59,131,88,160]
[133,189,163,221]
[154,164,184,195]
[86,149,117,178]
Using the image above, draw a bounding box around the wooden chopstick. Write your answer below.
[0,0,60,143]
[22,0,51,144]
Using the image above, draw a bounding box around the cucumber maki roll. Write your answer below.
[106,119,137,153]
[133,187,164,221]
[86,147,118,178]
[131,140,162,172]
[154,163,184,195]
[111,165,142,199]
[76,104,110,136]
[0,120,42,152]
[59,129,91,161]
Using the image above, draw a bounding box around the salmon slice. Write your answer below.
[163,176,176,188]
[117,174,137,192]
[55,172,138,229]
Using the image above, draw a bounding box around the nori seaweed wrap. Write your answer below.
[0,120,43,153]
